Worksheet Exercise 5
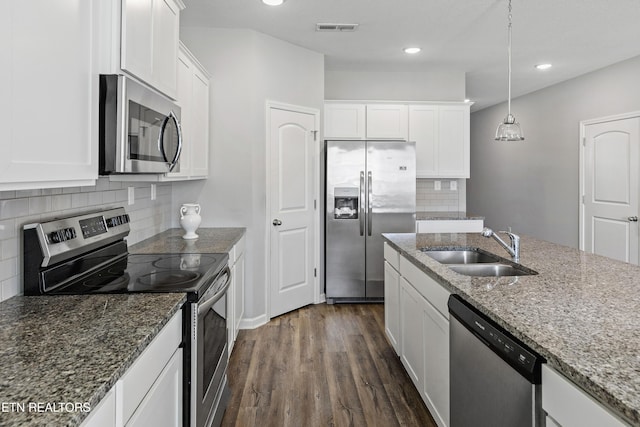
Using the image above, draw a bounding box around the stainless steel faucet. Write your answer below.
[481,227,520,262]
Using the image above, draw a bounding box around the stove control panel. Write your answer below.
[48,227,77,244]
[24,207,131,268]
[106,214,130,228]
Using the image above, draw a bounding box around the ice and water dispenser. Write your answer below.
[334,187,359,219]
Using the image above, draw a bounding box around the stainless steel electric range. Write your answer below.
[23,207,231,427]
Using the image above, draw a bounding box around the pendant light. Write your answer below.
[495,0,524,141]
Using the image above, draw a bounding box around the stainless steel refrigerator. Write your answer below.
[325,140,416,303]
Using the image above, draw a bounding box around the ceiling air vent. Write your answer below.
[316,23,359,32]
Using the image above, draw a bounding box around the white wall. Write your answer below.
[468,55,640,247]
[175,27,324,322]
[325,69,466,101]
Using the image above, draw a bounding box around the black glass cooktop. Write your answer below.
[46,253,228,299]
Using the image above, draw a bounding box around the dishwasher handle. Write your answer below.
[448,294,543,384]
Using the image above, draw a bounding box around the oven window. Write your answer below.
[203,300,226,391]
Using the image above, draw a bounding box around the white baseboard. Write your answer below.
[238,313,268,330]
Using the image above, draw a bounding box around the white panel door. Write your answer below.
[584,117,640,264]
[269,107,317,318]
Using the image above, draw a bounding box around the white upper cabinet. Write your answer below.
[324,103,366,139]
[164,43,210,180]
[325,101,469,178]
[0,1,99,191]
[102,0,185,99]
[365,104,408,140]
[324,102,408,140]
[409,103,470,178]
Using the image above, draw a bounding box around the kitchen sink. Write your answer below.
[421,249,502,264]
[421,248,537,277]
[448,263,537,277]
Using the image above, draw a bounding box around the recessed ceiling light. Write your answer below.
[262,0,285,5]
[403,47,421,54]
[535,63,552,70]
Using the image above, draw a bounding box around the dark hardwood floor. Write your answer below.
[222,303,437,427]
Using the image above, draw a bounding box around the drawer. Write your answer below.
[383,242,400,271]
[399,255,450,319]
[541,364,629,427]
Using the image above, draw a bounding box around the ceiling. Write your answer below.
[181,0,640,111]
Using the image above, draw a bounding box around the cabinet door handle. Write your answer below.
[273,219,282,226]
[628,216,638,222]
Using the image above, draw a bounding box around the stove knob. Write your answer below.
[64,228,75,240]
[49,230,64,243]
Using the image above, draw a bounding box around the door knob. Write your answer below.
[273,219,282,226]
[629,216,638,222]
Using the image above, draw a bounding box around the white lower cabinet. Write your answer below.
[384,260,401,353]
[400,277,425,388]
[125,348,182,427]
[385,244,450,427]
[421,297,449,427]
[541,364,629,427]
[81,311,182,427]
[82,388,116,427]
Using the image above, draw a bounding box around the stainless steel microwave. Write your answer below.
[99,74,182,174]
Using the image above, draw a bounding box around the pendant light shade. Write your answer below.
[495,114,524,141]
[495,0,524,141]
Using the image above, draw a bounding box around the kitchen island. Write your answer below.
[383,232,640,426]
[0,293,185,427]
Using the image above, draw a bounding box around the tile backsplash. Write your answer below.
[416,178,465,212]
[0,178,173,302]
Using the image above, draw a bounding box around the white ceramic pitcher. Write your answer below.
[179,203,201,240]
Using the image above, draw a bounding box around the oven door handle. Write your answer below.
[197,266,231,315]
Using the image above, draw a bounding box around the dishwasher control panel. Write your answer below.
[448,294,543,383]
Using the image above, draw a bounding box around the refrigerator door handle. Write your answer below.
[359,171,365,236]
[368,171,373,236]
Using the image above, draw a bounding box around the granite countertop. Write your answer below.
[383,232,640,425]
[416,211,484,221]
[128,227,246,255]
[0,293,185,427]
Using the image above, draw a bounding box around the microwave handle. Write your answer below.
[160,110,183,172]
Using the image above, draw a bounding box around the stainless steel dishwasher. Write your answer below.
[448,295,544,427]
